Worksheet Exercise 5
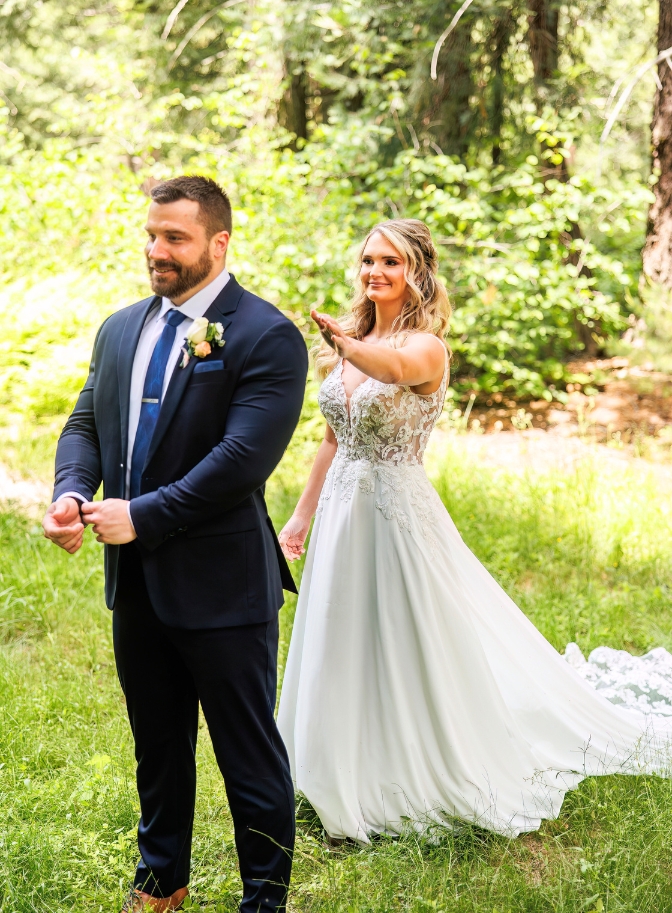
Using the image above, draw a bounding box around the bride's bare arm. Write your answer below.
[278,423,337,561]
[311,310,445,390]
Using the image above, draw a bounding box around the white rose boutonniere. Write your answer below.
[181,319,225,367]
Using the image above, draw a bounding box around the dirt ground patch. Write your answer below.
[0,463,51,516]
[428,355,672,485]
[464,356,672,450]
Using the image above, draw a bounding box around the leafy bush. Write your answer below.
[0,116,652,404]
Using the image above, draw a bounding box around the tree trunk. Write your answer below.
[490,13,513,165]
[643,0,672,287]
[527,0,598,355]
[279,61,308,149]
[527,0,559,84]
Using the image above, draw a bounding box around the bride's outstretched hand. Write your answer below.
[279,513,311,562]
[311,310,353,358]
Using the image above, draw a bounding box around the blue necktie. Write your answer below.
[130,309,185,499]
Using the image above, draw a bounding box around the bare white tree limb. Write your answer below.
[0,88,17,115]
[430,0,477,80]
[407,122,420,151]
[167,0,246,71]
[600,46,672,146]
[162,0,191,40]
[0,60,26,92]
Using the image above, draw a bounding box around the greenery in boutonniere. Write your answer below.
[181,318,225,367]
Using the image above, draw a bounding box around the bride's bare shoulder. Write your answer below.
[403,332,446,347]
[402,332,447,360]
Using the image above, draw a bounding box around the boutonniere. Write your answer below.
[181,317,225,368]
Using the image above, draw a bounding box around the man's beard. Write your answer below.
[147,248,213,300]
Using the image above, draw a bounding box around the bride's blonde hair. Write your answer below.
[314,219,451,380]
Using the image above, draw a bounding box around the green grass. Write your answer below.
[2,442,672,911]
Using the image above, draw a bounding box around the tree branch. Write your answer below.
[600,46,672,146]
[430,0,477,80]
[167,0,246,72]
[162,0,191,41]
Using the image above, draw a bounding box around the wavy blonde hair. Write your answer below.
[314,219,452,380]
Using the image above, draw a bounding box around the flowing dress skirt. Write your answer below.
[278,457,672,840]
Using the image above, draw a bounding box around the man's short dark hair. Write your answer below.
[150,176,232,237]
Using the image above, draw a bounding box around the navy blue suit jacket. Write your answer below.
[53,275,308,628]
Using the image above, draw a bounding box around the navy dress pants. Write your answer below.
[112,544,295,912]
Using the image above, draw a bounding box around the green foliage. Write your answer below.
[354,135,650,396]
[0,113,653,402]
[0,0,660,401]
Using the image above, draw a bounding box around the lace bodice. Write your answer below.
[319,358,448,466]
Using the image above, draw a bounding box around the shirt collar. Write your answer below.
[159,268,230,322]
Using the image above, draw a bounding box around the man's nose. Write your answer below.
[147,238,170,261]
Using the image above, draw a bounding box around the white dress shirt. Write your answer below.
[125,268,230,496]
[60,268,230,507]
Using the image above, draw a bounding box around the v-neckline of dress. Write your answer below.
[338,358,375,419]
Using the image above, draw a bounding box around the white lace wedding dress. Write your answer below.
[277,358,672,841]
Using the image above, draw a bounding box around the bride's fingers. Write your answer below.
[310,310,327,332]
[319,315,344,338]
[311,311,344,338]
[311,312,347,353]
[287,539,304,552]
[282,544,303,561]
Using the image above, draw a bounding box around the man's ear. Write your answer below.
[212,230,230,261]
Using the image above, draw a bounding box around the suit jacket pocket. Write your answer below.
[193,360,224,374]
[187,366,231,385]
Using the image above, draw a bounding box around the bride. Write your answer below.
[277,218,672,842]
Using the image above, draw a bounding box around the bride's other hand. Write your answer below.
[280,424,337,562]
[311,310,353,358]
[279,513,311,561]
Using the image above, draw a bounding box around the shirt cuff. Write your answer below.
[57,491,87,504]
[127,501,136,535]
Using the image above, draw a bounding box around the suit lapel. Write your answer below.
[117,295,159,465]
[143,275,245,470]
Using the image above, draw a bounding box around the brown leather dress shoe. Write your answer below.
[120,886,189,912]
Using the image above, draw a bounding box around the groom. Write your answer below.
[42,176,307,912]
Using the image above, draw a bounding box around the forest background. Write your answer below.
[1,0,665,428]
[3,1,672,911]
